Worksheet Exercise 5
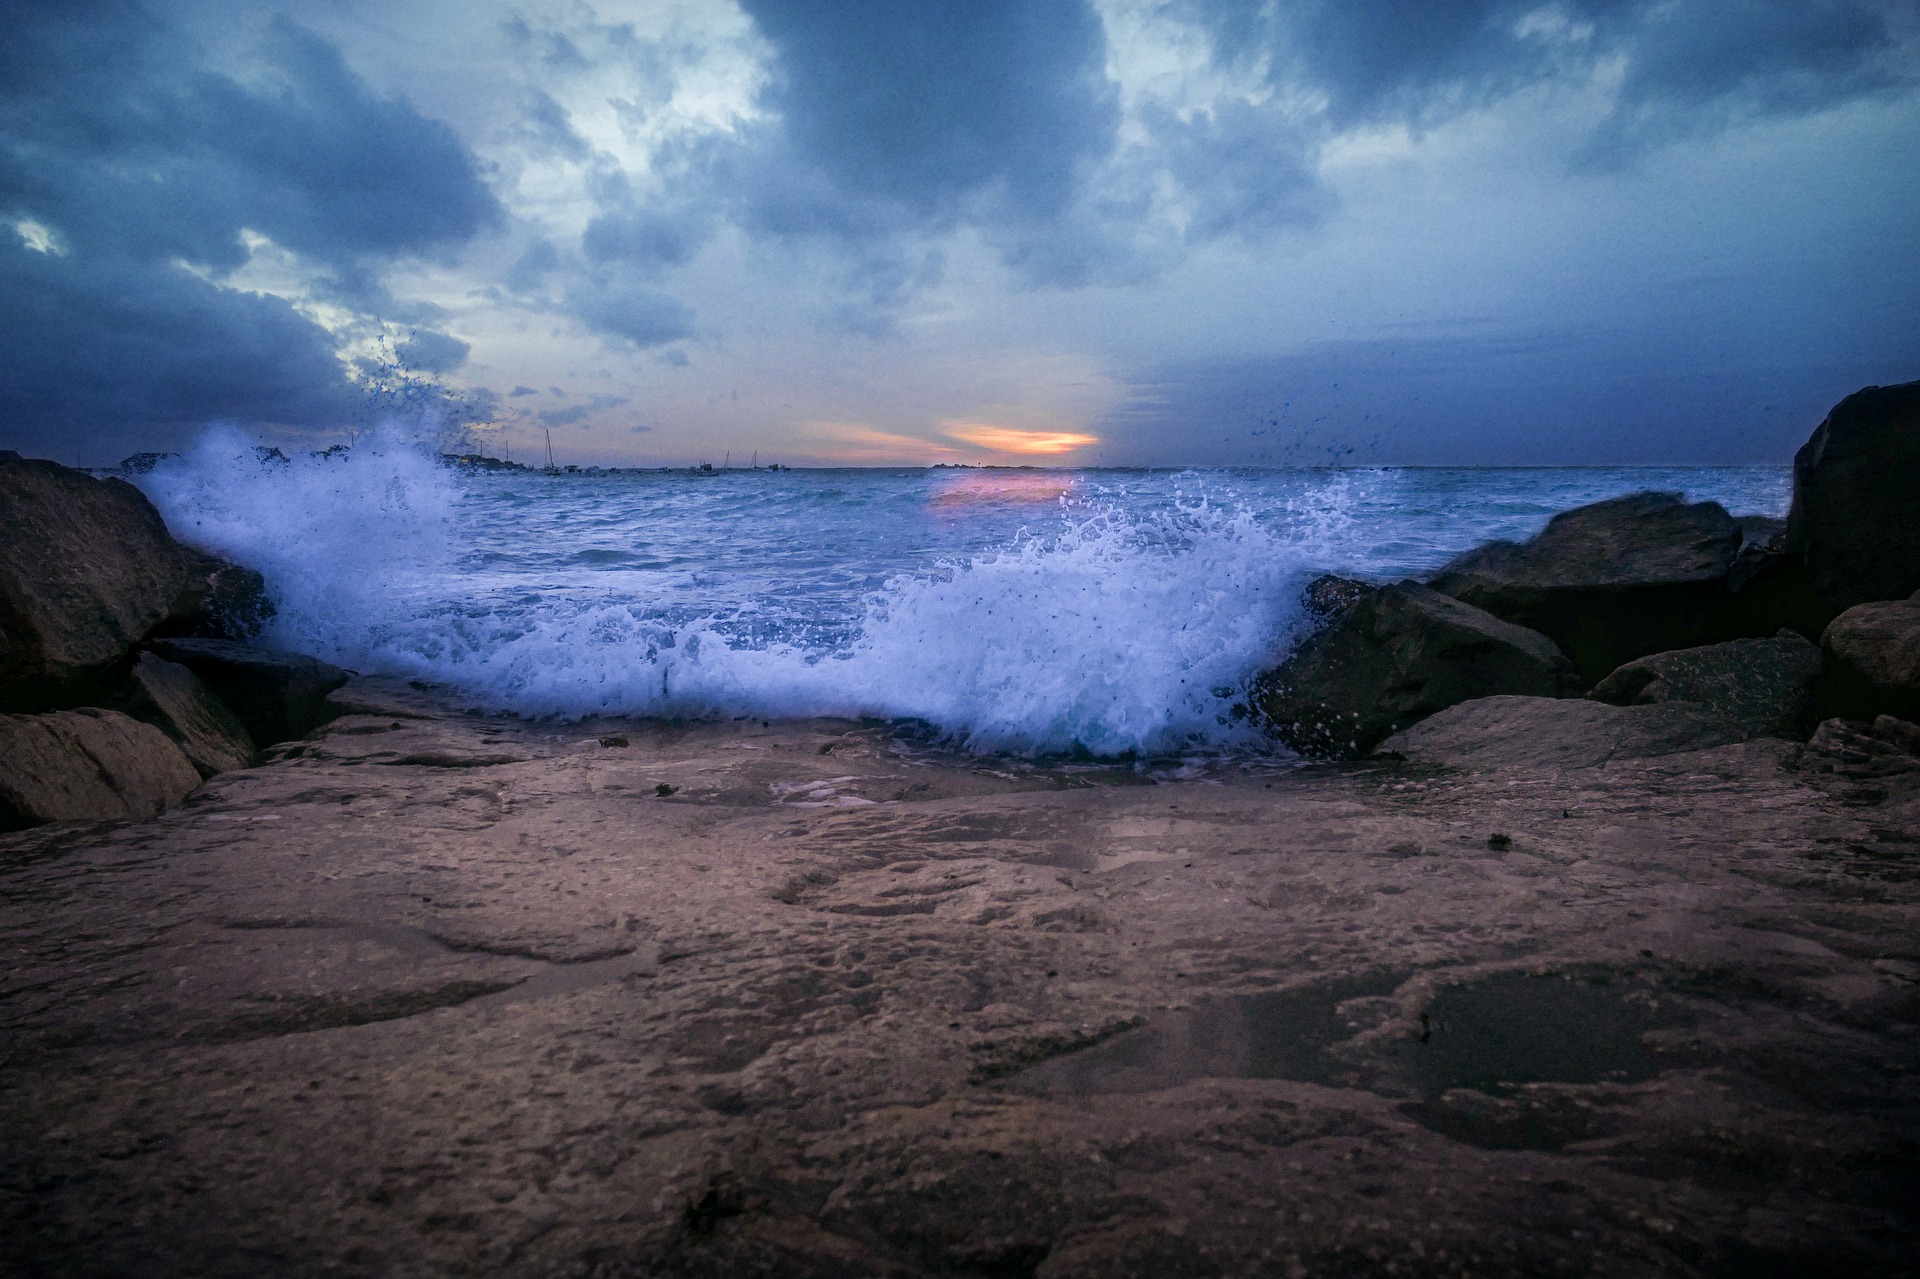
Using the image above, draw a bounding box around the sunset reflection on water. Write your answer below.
[927,470,1075,513]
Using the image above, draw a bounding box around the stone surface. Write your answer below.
[144,638,349,746]
[0,707,200,830]
[123,652,256,778]
[1298,572,1375,622]
[1254,582,1579,758]
[1733,513,1787,549]
[1378,694,1748,769]
[1428,491,1744,683]
[161,549,275,641]
[1,688,1914,1276]
[1786,379,1920,611]
[1820,592,1920,722]
[1589,631,1825,738]
[0,455,192,699]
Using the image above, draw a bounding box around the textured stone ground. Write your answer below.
[3,678,1916,1277]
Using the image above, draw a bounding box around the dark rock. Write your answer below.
[1300,574,1375,622]
[0,455,194,700]
[1819,592,1920,723]
[1733,514,1787,550]
[0,707,200,830]
[159,549,275,640]
[117,452,181,475]
[144,638,349,746]
[1785,379,1920,611]
[122,652,255,778]
[1252,582,1580,759]
[1428,492,1744,684]
[1378,695,1748,770]
[1588,631,1824,738]
[1714,544,1832,641]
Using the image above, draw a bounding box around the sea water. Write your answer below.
[137,428,1791,758]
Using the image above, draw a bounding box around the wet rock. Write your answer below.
[1377,695,1747,769]
[160,549,274,641]
[144,638,349,746]
[1589,631,1824,738]
[1253,582,1579,759]
[0,707,200,830]
[1819,592,1920,722]
[1427,491,1743,683]
[122,652,255,778]
[0,455,193,701]
[1300,573,1376,622]
[1785,379,1920,611]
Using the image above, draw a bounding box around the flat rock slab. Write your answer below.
[0,706,199,830]
[2,689,1916,1277]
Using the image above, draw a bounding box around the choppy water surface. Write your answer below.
[139,429,1789,757]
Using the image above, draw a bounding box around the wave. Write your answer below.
[138,428,1358,756]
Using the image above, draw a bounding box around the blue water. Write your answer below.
[138,427,1790,757]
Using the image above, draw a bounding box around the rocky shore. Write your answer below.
[2,383,1917,1277]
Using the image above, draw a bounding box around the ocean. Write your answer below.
[135,428,1791,759]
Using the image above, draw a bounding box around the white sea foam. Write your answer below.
[139,433,1356,755]
[139,430,1790,758]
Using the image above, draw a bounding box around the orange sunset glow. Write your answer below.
[942,423,1101,455]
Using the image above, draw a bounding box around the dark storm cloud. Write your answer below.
[566,275,695,349]
[1184,0,1913,145]
[0,0,501,450]
[739,0,1118,224]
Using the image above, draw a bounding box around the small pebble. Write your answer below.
[1487,833,1512,850]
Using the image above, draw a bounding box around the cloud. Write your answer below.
[395,329,470,374]
[538,393,630,427]
[509,385,539,397]
[1182,0,1915,153]
[567,274,695,348]
[0,0,502,445]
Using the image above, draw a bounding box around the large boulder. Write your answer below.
[0,454,192,701]
[144,638,349,746]
[1785,380,1920,611]
[1588,631,1824,739]
[1252,582,1580,759]
[1428,492,1744,684]
[0,708,200,831]
[1377,695,1748,771]
[1819,592,1920,723]
[122,652,256,778]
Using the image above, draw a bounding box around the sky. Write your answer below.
[2,0,1917,468]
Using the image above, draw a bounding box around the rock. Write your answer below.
[1300,574,1376,622]
[1428,492,1744,684]
[160,549,275,640]
[1588,631,1824,738]
[0,455,193,701]
[122,652,255,778]
[1819,592,1920,722]
[1252,582,1580,759]
[0,708,200,830]
[1733,514,1787,550]
[144,638,349,746]
[1378,695,1748,770]
[1785,379,1920,611]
